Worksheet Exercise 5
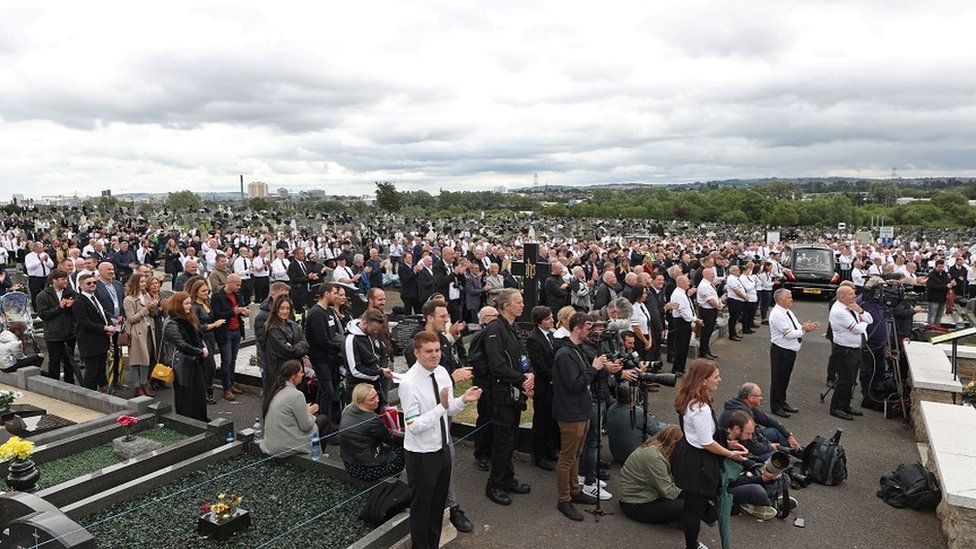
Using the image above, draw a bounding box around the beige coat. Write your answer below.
[123,294,156,366]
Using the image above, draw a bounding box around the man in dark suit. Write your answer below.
[432,246,451,298]
[526,305,559,471]
[36,269,79,384]
[287,248,318,312]
[398,252,420,315]
[416,255,436,306]
[593,271,618,313]
[94,261,125,388]
[73,272,113,390]
[645,273,667,363]
[212,274,250,401]
[544,263,570,312]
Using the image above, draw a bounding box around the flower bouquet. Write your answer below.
[962,379,976,407]
[0,389,22,410]
[197,492,250,540]
[117,415,139,441]
[0,435,39,492]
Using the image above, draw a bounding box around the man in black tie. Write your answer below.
[73,272,114,390]
[287,248,318,311]
[526,306,560,471]
[645,273,667,363]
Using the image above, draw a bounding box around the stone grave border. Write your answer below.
[0,366,137,415]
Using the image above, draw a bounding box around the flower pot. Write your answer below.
[197,509,251,541]
[6,458,40,492]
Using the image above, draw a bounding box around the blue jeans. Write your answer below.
[219,331,242,391]
[579,401,606,485]
[753,427,789,461]
[730,475,788,507]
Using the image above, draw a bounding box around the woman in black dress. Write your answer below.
[671,359,747,549]
[163,291,209,422]
[189,279,225,405]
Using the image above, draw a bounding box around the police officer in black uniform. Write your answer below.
[483,289,535,505]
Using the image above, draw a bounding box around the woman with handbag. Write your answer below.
[189,279,224,405]
[672,359,747,549]
[263,295,310,383]
[163,291,210,422]
[123,274,160,397]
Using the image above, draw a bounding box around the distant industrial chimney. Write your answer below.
[240,174,244,200]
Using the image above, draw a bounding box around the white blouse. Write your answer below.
[683,401,716,449]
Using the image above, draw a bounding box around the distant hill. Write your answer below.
[510,176,976,193]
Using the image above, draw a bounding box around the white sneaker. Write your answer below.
[697,543,709,549]
[580,482,612,500]
[578,476,606,488]
[739,503,777,520]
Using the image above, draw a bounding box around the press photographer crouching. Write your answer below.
[724,411,797,520]
[618,425,684,525]
[340,383,405,482]
[607,383,669,464]
[719,383,801,461]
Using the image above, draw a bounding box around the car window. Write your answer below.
[794,249,832,270]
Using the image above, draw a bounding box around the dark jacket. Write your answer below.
[36,286,77,341]
[645,288,666,334]
[544,275,570,311]
[344,319,388,383]
[525,327,556,385]
[892,298,914,337]
[73,293,111,358]
[252,296,274,370]
[925,269,951,303]
[305,303,345,366]
[416,266,435,305]
[287,259,313,305]
[593,282,616,312]
[552,340,597,423]
[718,397,790,458]
[339,405,401,467]
[211,289,246,344]
[398,262,419,302]
[162,317,205,387]
[94,278,125,320]
[264,318,309,375]
[432,256,451,298]
[113,249,136,279]
[483,316,528,386]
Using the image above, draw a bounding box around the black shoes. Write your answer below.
[206,394,217,405]
[571,491,598,505]
[558,501,584,521]
[729,335,743,341]
[450,506,473,532]
[743,329,756,334]
[782,404,800,413]
[829,408,854,421]
[475,458,490,472]
[503,481,531,495]
[845,407,864,416]
[704,353,719,360]
[534,457,555,471]
[772,409,791,418]
[486,486,512,505]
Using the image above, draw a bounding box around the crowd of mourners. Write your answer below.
[1,204,974,549]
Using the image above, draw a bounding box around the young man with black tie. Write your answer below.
[73,272,114,390]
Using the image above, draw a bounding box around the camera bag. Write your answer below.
[801,429,847,486]
[877,462,941,510]
[359,480,412,526]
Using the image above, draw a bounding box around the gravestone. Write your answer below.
[508,242,550,322]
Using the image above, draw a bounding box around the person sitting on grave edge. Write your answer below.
[340,383,404,481]
[725,411,797,520]
[718,383,801,461]
[0,321,44,373]
[260,359,319,457]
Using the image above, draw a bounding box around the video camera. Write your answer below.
[862,280,907,310]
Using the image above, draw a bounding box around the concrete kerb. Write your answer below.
[22,372,130,414]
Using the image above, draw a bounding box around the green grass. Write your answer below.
[37,428,187,489]
[452,379,534,425]
[84,454,373,548]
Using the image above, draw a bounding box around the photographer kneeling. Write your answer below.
[725,411,796,520]
[618,425,684,525]
[607,383,668,464]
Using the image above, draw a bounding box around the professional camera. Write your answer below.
[635,371,678,388]
[608,349,643,370]
[862,280,905,310]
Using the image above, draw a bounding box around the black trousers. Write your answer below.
[174,365,208,422]
[239,278,254,305]
[82,353,108,390]
[682,491,711,549]
[699,308,718,356]
[531,382,559,460]
[620,498,684,525]
[489,397,520,489]
[671,318,692,374]
[473,379,493,461]
[770,344,797,412]
[253,277,270,303]
[402,298,421,316]
[3,354,43,373]
[311,359,334,426]
[758,290,773,320]
[727,300,743,337]
[45,338,79,384]
[28,276,45,309]
[829,344,861,411]
[649,328,663,362]
[744,301,758,330]
[405,448,452,549]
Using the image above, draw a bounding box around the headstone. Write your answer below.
[508,242,550,322]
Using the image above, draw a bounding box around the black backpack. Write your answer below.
[801,430,847,486]
[359,480,412,526]
[877,462,941,510]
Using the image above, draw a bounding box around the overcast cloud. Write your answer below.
[1,0,975,199]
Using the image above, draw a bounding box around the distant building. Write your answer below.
[494,186,508,194]
[101,189,112,197]
[247,181,269,198]
[306,189,326,199]
[277,187,290,199]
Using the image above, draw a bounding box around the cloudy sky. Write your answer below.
[2,1,975,198]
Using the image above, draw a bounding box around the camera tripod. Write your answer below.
[586,390,614,522]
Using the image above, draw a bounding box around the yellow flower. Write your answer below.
[0,436,34,461]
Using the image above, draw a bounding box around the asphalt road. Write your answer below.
[445,298,945,549]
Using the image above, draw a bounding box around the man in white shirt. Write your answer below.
[827,286,872,421]
[725,265,747,341]
[25,241,54,308]
[251,247,270,303]
[270,249,290,282]
[767,289,819,418]
[400,331,481,549]
[232,247,253,305]
[695,268,723,360]
[668,275,700,375]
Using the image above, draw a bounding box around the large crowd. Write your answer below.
[1,205,975,549]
